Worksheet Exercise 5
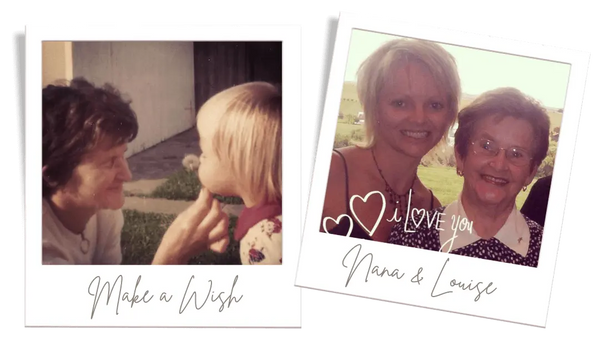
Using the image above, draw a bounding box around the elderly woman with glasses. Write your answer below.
[388,87,550,267]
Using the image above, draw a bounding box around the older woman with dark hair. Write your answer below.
[43,78,229,265]
[388,87,550,267]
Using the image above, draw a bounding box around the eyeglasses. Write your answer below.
[470,138,533,167]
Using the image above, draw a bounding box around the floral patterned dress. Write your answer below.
[235,204,282,265]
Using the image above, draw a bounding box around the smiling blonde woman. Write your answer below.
[321,38,461,242]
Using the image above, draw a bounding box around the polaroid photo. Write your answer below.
[26,25,301,327]
[295,12,589,327]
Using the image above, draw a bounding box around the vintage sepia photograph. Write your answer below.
[41,41,283,266]
[26,25,301,328]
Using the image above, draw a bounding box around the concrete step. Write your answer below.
[123,179,167,196]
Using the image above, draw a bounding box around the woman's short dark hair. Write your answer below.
[454,87,550,170]
[42,77,138,197]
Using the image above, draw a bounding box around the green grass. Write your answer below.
[150,168,244,205]
[417,165,534,209]
[335,122,363,137]
[121,210,240,265]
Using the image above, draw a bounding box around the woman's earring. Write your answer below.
[457,169,463,177]
[522,186,528,192]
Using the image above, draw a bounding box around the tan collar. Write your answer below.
[438,195,530,256]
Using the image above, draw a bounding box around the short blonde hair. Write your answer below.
[356,38,461,148]
[210,82,282,205]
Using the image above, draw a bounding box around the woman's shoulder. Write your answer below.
[94,209,125,243]
[522,213,544,236]
[324,147,373,215]
[332,145,370,166]
[411,177,443,210]
[96,208,125,227]
[327,148,352,188]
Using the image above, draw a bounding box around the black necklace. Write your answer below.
[371,148,417,217]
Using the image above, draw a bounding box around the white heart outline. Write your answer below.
[349,190,386,238]
[322,214,354,237]
[410,207,426,229]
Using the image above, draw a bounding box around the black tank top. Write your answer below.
[327,149,434,240]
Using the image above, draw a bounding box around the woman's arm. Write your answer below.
[152,188,230,265]
[42,243,72,264]
[320,151,349,232]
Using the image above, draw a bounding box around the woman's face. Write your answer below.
[376,60,452,158]
[457,115,538,207]
[59,139,132,211]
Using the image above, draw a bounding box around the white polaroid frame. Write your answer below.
[295,12,589,327]
[26,25,301,327]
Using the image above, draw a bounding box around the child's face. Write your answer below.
[196,99,237,196]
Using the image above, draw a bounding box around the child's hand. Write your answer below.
[152,188,229,264]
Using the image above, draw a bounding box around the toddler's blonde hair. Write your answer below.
[208,82,282,206]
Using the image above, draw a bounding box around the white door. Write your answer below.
[72,42,196,158]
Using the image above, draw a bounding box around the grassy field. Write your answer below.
[121,210,240,265]
[121,168,245,265]
[418,165,534,209]
[151,168,244,204]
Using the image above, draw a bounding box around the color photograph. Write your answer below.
[321,29,569,268]
[295,13,588,327]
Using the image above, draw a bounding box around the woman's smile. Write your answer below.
[400,130,430,139]
[481,174,509,186]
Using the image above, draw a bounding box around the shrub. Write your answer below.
[536,140,558,178]
[551,127,560,142]
[420,144,456,168]
[334,133,351,148]
[344,114,355,124]
[350,128,365,142]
